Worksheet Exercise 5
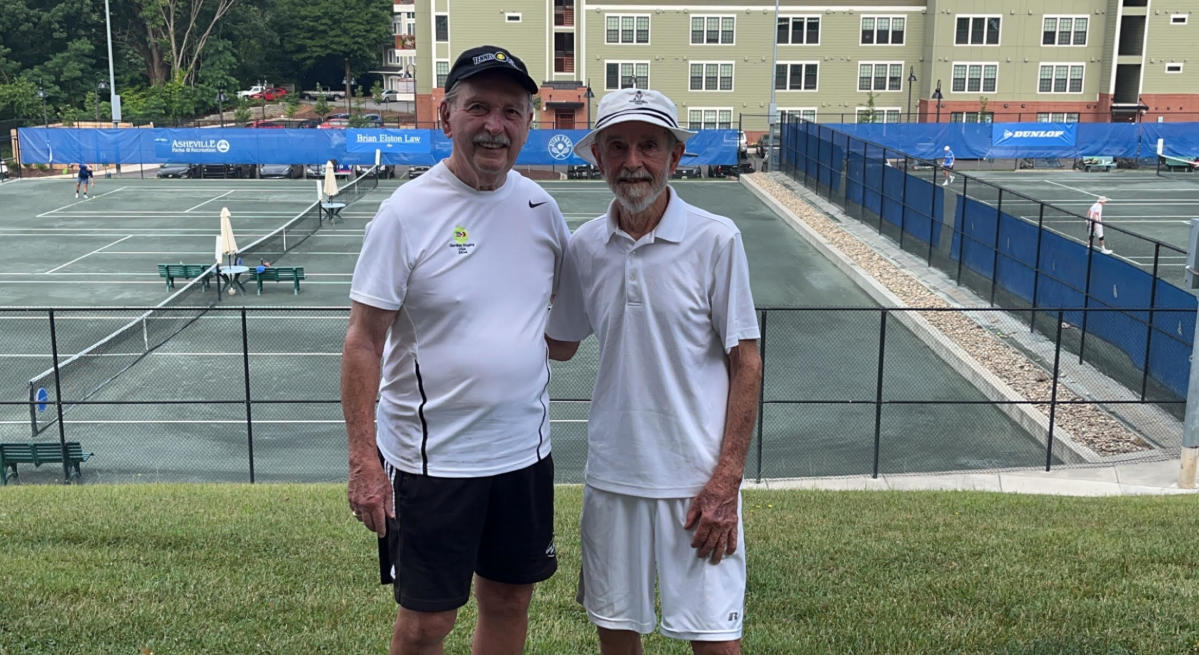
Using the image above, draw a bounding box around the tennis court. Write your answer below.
[964,168,1199,282]
[0,173,1068,484]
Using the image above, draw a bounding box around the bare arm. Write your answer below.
[342,300,398,537]
[684,339,763,564]
[546,336,579,361]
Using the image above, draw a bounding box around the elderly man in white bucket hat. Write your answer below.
[546,87,762,655]
[1087,195,1112,254]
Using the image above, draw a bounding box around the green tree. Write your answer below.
[370,80,383,103]
[127,0,240,86]
[313,83,331,120]
[233,98,251,124]
[274,0,391,99]
[284,93,300,123]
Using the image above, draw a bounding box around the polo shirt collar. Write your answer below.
[603,186,688,244]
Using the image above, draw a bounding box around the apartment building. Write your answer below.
[396,0,1197,134]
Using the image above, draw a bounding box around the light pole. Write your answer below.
[343,76,355,116]
[36,83,48,127]
[584,82,594,128]
[216,87,227,127]
[906,67,917,123]
[406,64,417,127]
[96,81,108,124]
[932,79,943,123]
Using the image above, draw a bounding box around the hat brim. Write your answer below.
[451,65,539,95]
[572,115,696,166]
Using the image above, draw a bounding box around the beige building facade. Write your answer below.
[395,0,1198,135]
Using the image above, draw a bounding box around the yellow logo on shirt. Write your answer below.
[449,226,476,255]
[453,227,469,244]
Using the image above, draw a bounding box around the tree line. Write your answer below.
[0,0,392,126]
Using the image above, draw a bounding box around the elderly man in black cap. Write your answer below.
[342,45,569,654]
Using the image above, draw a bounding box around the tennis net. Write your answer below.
[27,272,218,436]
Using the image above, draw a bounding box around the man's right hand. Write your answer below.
[348,461,394,538]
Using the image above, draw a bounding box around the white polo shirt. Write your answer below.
[547,187,759,498]
[351,161,570,477]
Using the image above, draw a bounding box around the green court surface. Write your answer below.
[964,168,1199,285]
[0,174,1051,484]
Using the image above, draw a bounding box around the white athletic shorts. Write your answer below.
[578,485,746,642]
[1090,219,1104,239]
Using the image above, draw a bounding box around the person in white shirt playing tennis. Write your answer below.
[1087,195,1112,254]
[546,88,762,655]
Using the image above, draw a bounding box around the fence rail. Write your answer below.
[0,306,1182,486]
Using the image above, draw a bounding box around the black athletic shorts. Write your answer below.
[377,455,557,612]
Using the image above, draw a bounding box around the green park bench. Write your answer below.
[252,266,306,295]
[0,441,93,485]
[157,264,214,290]
[1077,156,1115,172]
[1160,154,1198,172]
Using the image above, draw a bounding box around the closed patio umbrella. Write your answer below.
[323,160,339,199]
[219,207,239,265]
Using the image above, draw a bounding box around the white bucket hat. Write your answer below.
[573,88,696,165]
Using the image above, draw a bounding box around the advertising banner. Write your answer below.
[991,123,1077,148]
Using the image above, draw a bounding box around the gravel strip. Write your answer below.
[748,173,1149,455]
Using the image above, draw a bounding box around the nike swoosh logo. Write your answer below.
[529,200,548,208]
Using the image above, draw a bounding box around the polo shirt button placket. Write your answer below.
[626,245,643,306]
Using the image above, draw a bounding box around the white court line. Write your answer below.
[36,186,128,217]
[184,190,235,212]
[1044,180,1106,199]
[43,235,133,274]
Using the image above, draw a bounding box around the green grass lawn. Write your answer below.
[1,484,1198,654]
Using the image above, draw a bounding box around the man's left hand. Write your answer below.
[683,479,740,564]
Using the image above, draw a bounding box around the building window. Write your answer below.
[605,61,649,90]
[1166,63,1184,73]
[687,108,733,130]
[1042,16,1088,45]
[951,63,997,93]
[860,16,905,45]
[857,62,904,91]
[777,16,819,45]
[606,15,649,44]
[435,14,448,42]
[691,16,735,45]
[955,15,1001,45]
[949,112,995,123]
[505,13,521,23]
[1171,14,1188,25]
[689,62,734,91]
[775,62,818,91]
[1036,112,1080,122]
[435,60,449,87]
[1038,63,1084,93]
[779,108,817,122]
[855,108,902,123]
[392,17,404,36]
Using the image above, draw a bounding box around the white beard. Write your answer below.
[608,170,668,214]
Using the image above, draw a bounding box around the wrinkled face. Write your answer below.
[592,122,683,214]
[440,73,533,187]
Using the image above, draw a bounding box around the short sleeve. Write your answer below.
[709,231,760,352]
[546,238,592,342]
[349,207,410,311]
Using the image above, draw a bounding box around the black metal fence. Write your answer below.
[776,118,1196,411]
[1,306,1181,486]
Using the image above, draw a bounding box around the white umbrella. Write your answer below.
[323,160,339,199]
[218,207,239,265]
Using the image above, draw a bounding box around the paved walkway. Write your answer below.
[746,458,1198,496]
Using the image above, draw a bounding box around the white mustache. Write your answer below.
[617,172,652,182]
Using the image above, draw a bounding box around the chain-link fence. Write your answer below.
[0,305,1182,485]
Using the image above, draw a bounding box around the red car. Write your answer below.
[246,120,286,128]
[249,87,288,101]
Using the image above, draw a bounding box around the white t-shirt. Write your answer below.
[547,187,760,498]
[350,161,570,477]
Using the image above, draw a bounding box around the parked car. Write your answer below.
[305,163,354,178]
[259,164,299,179]
[157,162,196,178]
[671,165,701,179]
[361,113,384,127]
[329,113,351,119]
[317,118,350,129]
[567,164,602,179]
[237,85,266,99]
[380,89,403,103]
[246,120,286,128]
[295,118,321,129]
[249,87,288,101]
[407,165,430,179]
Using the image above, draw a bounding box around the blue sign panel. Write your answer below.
[346,129,431,153]
[991,123,1077,148]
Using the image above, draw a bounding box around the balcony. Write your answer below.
[554,6,575,27]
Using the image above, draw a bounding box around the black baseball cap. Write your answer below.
[444,45,539,95]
